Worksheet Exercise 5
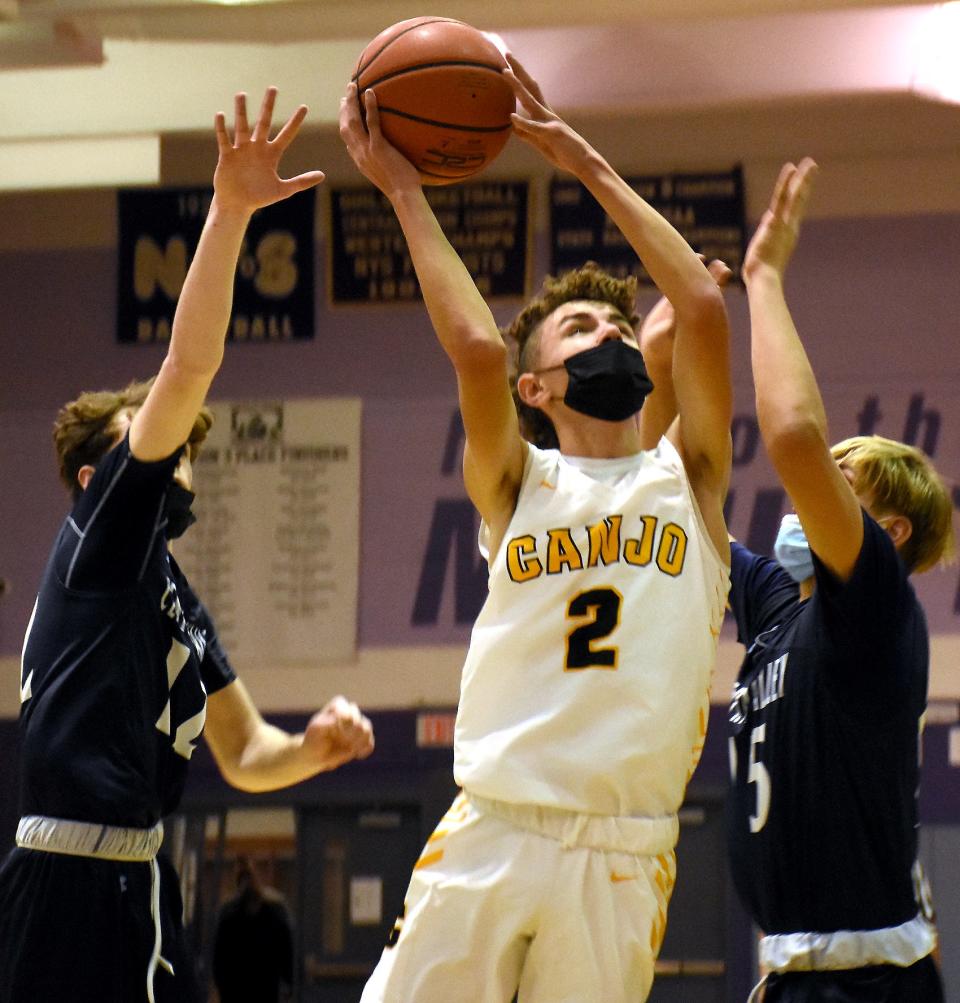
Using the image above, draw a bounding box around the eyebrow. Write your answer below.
[560,309,632,327]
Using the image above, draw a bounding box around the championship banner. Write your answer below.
[174,398,361,665]
[328,180,529,303]
[550,166,745,283]
[117,186,316,344]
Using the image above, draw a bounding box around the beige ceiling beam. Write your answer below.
[0,19,101,67]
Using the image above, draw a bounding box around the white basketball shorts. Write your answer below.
[360,791,678,1003]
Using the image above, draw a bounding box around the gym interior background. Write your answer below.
[1,2,959,1000]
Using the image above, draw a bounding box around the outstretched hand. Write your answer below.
[302,695,375,770]
[504,54,590,175]
[213,87,325,214]
[339,84,422,200]
[743,158,818,282]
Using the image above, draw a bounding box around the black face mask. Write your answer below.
[561,340,654,422]
[164,483,197,540]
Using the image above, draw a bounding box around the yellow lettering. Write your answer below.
[506,536,542,583]
[624,516,658,566]
[547,528,584,574]
[133,235,187,301]
[254,230,298,297]
[656,523,687,576]
[587,515,622,567]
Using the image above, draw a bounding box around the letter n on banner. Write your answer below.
[117,186,315,344]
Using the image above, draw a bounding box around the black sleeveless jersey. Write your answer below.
[17,434,235,828]
[726,512,929,935]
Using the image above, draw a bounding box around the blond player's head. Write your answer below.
[832,435,955,573]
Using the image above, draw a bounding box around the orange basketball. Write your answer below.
[353,16,515,185]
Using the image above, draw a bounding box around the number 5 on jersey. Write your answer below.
[747,724,770,832]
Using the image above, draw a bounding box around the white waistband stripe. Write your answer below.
[16,815,163,862]
[760,913,938,973]
[465,792,678,855]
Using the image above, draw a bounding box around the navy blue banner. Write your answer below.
[551,166,745,283]
[117,186,315,344]
[329,181,529,303]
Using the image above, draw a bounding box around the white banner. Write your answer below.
[175,398,362,666]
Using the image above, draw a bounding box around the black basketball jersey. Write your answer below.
[726,512,929,936]
[17,434,235,828]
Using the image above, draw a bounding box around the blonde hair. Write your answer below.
[502,262,640,449]
[831,435,955,573]
[53,377,213,498]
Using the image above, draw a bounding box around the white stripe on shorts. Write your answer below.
[16,814,163,862]
[16,814,171,1002]
[759,912,938,973]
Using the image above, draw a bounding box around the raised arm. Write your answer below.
[506,56,731,553]
[130,88,324,462]
[339,85,525,534]
[638,258,733,451]
[742,159,863,581]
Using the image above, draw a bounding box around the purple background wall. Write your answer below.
[2,207,960,656]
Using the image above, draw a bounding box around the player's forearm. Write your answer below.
[224,722,324,793]
[746,267,829,447]
[389,187,506,370]
[167,196,252,377]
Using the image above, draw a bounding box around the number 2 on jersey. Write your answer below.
[565,587,622,670]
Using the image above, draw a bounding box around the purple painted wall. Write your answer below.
[2,210,959,655]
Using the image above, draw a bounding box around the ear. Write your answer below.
[884,514,913,551]
[516,371,550,409]
[77,465,96,491]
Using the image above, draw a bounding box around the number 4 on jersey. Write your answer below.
[156,638,207,759]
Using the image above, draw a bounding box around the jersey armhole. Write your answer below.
[655,435,730,574]
[480,440,545,569]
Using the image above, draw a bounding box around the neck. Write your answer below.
[798,577,815,601]
[551,408,643,458]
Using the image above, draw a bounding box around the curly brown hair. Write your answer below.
[502,262,640,449]
[53,377,213,498]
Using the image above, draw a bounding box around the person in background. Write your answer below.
[213,857,294,1003]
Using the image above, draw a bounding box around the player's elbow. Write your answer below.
[448,332,509,377]
[759,414,829,467]
[221,769,272,794]
[684,282,728,333]
[159,349,224,391]
[215,749,276,793]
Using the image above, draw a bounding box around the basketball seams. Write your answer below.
[352,17,463,81]
[377,105,511,133]
[359,60,507,93]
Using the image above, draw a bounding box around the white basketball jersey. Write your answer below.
[454,438,730,818]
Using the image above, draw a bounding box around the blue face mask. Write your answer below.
[773,513,814,583]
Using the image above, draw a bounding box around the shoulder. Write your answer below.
[730,543,780,595]
[814,510,909,604]
[75,433,181,521]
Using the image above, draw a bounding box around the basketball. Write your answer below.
[353,17,515,185]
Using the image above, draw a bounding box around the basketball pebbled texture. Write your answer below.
[353,16,515,185]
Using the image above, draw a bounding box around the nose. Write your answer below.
[595,321,623,345]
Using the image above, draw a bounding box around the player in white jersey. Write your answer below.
[340,56,732,1002]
